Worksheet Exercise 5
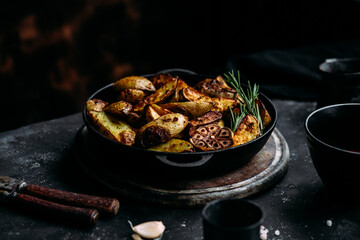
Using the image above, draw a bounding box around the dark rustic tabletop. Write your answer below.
[1,99,360,240]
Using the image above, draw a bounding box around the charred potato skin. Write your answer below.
[194,76,237,98]
[137,113,188,148]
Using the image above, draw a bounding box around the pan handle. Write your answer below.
[155,154,213,168]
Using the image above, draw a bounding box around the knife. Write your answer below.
[0,176,119,221]
[0,188,100,226]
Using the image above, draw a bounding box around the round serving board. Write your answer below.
[74,126,289,207]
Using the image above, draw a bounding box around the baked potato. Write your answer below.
[233,114,260,146]
[104,100,132,116]
[134,77,179,112]
[148,139,195,152]
[87,111,136,146]
[117,89,147,103]
[160,101,214,118]
[114,76,156,92]
[137,113,188,148]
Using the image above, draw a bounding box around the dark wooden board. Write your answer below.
[74,127,289,207]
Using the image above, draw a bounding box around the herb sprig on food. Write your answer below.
[223,70,263,133]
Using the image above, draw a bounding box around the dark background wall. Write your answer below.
[1,0,360,132]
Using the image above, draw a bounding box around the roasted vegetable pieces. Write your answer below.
[86,72,272,153]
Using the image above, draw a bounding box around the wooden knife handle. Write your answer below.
[22,184,119,216]
[16,193,99,226]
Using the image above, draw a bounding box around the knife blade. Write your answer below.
[0,175,119,216]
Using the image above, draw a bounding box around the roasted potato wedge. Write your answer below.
[117,89,146,103]
[233,115,260,146]
[148,139,195,153]
[194,76,237,98]
[181,88,237,112]
[182,87,208,101]
[150,104,173,116]
[87,111,136,146]
[152,74,189,89]
[114,76,156,92]
[137,113,188,148]
[145,105,161,122]
[151,73,173,89]
[104,100,132,116]
[160,101,214,119]
[134,77,179,112]
[87,99,109,112]
[256,99,272,128]
[145,103,174,122]
[210,97,238,113]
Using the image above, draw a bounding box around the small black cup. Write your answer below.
[202,198,264,240]
[318,58,360,108]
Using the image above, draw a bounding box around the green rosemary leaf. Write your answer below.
[228,105,246,132]
[223,70,264,133]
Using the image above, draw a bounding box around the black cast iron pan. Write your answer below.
[81,69,278,176]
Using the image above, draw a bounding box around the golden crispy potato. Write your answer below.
[256,99,272,128]
[114,76,156,92]
[182,87,208,101]
[137,113,188,148]
[148,139,195,152]
[145,105,161,122]
[233,114,260,146]
[169,78,190,102]
[104,100,132,116]
[210,97,237,113]
[118,89,146,103]
[87,99,109,112]
[160,101,214,118]
[134,77,179,112]
[181,88,237,113]
[145,104,174,122]
[87,111,136,146]
[152,74,189,89]
[150,104,173,116]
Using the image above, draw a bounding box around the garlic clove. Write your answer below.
[131,234,143,240]
[131,221,165,239]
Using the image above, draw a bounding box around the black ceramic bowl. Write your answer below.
[82,69,277,175]
[202,198,264,240]
[305,103,360,198]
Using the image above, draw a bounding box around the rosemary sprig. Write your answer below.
[229,104,246,132]
[223,70,263,133]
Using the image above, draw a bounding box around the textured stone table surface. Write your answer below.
[1,100,360,240]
